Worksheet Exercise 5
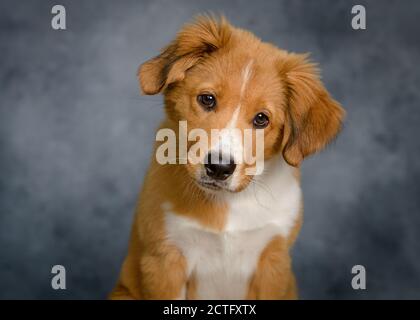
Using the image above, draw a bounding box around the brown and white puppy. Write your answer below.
[110,16,344,300]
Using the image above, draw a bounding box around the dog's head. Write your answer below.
[139,16,345,193]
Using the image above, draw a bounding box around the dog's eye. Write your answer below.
[197,94,216,110]
[253,112,269,128]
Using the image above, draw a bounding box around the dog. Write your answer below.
[110,15,344,300]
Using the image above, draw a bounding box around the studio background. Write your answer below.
[1,0,419,299]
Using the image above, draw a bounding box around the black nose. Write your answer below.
[204,153,236,181]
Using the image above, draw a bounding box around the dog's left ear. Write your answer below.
[279,53,345,167]
[139,15,232,95]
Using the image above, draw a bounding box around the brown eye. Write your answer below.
[253,112,269,128]
[197,94,216,110]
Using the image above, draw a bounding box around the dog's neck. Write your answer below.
[157,154,300,232]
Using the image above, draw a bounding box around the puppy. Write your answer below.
[110,16,344,300]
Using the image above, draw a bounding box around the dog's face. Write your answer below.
[139,16,344,193]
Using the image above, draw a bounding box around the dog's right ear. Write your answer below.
[138,15,232,95]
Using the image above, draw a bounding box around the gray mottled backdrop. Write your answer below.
[1,0,419,299]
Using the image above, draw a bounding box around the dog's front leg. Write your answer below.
[139,247,188,300]
[246,236,297,300]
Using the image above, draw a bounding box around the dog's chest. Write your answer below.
[165,214,286,299]
[164,160,301,299]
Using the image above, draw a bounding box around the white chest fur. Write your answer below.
[163,158,301,299]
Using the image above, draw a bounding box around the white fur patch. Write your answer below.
[163,156,301,299]
[240,60,253,97]
[209,60,254,190]
[211,106,243,168]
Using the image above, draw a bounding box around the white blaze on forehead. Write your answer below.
[210,60,254,185]
[240,60,254,97]
[226,105,241,129]
[226,59,254,131]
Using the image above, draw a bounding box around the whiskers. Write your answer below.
[244,174,275,210]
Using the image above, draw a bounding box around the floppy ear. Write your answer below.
[138,15,232,95]
[280,53,345,167]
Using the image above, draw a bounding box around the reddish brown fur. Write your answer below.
[110,15,344,300]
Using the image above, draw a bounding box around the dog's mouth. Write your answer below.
[197,180,223,191]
